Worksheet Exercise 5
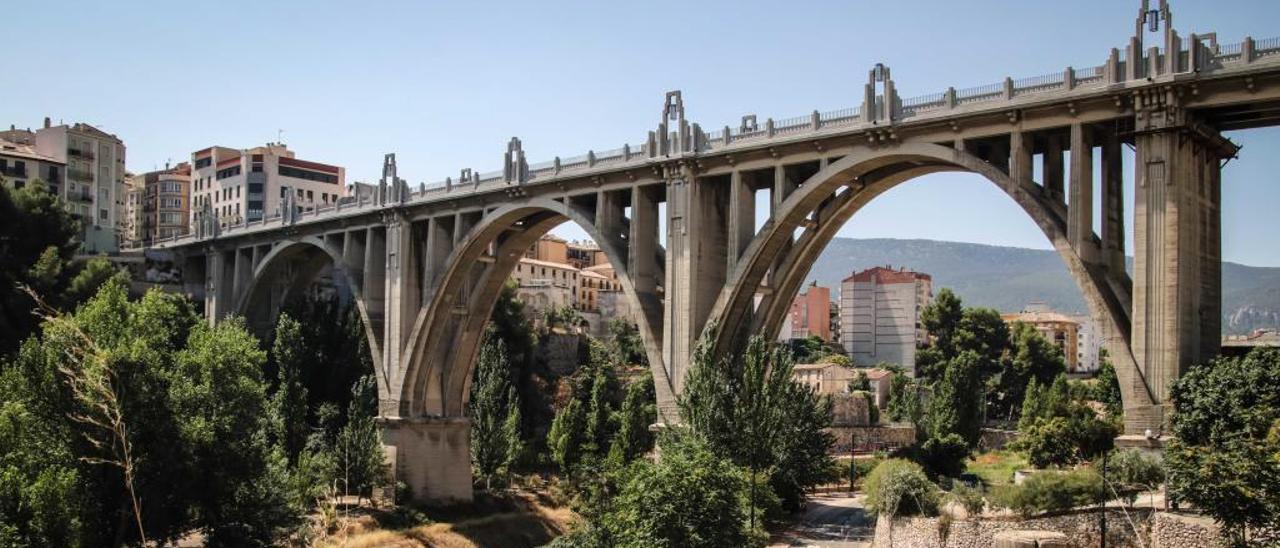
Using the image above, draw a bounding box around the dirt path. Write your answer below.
[770,492,875,548]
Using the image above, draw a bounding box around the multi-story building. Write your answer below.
[1002,302,1084,372]
[566,240,606,269]
[189,143,345,229]
[840,266,933,375]
[2,119,127,253]
[125,163,191,246]
[1072,314,1102,374]
[787,284,833,342]
[0,138,64,192]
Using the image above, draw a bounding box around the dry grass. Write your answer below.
[319,490,577,548]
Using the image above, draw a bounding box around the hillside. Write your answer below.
[804,238,1280,335]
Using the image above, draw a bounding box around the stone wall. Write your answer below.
[1149,512,1219,548]
[830,424,916,454]
[978,427,1019,452]
[541,333,582,376]
[873,509,1152,548]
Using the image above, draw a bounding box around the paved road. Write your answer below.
[770,493,874,548]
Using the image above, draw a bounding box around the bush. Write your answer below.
[947,483,986,516]
[918,433,969,479]
[1101,449,1164,505]
[864,459,940,518]
[991,468,1104,517]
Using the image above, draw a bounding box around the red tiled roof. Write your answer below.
[843,265,931,284]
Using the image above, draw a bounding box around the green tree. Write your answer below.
[502,386,524,478]
[886,368,922,424]
[680,331,833,518]
[1092,350,1123,418]
[607,375,656,468]
[62,257,127,307]
[925,350,985,447]
[470,333,513,490]
[1013,374,1117,468]
[334,375,388,502]
[1165,348,1280,545]
[607,318,647,366]
[990,322,1066,420]
[584,368,613,457]
[863,459,940,518]
[600,432,757,548]
[0,182,82,355]
[548,398,587,472]
[849,370,871,392]
[270,314,310,463]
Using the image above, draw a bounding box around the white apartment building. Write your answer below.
[1072,314,1102,374]
[190,143,345,228]
[2,119,127,253]
[839,266,933,376]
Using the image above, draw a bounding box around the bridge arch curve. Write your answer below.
[396,197,668,419]
[235,236,385,397]
[707,142,1154,420]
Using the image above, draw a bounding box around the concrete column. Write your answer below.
[595,189,628,256]
[727,170,754,272]
[363,227,387,362]
[1101,131,1126,275]
[424,216,454,295]
[204,250,230,324]
[1009,130,1033,187]
[379,417,473,504]
[232,247,253,309]
[1043,134,1065,202]
[1068,123,1095,262]
[629,185,660,295]
[383,216,416,385]
[662,166,727,395]
[1131,107,1228,434]
[772,164,796,213]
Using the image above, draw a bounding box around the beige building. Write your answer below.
[125,163,192,246]
[0,138,65,192]
[791,363,893,408]
[2,119,127,253]
[1002,302,1083,372]
[840,266,933,376]
[190,143,345,228]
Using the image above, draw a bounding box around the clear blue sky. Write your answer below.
[5,1,1279,265]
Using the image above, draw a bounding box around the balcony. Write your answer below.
[0,166,27,179]
[67,169,94,182]
[68,148,95,161]
[68,189,93,203]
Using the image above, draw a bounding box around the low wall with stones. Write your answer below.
[873,508,1152,548]
[1149,512,1219,548]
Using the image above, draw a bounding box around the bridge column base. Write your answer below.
[378,416,473,505]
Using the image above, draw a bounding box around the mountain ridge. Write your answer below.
[804,237,1280,335]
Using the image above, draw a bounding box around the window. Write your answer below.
[216,165,241,180]
[306,190,313,202]
[235,186,240,199]
[278,165,338,184]
[195,157,212,169]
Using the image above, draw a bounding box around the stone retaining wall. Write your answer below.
[873,509,1151,548]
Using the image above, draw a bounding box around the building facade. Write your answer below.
[0,138,64,193]
[126,163,192,246]
[2,119,127,253]
[1072,314,1102,374]
[1001,302,1083,372]
[787,284,833,342]
[839,266,933,375]
[190,143,345,229]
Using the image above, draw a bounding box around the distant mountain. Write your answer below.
[803,238,1280,335]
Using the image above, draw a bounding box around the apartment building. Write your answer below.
[1001,302,1087,373]
[189,143,345,228]
[125,163,192,246]
[840,266,933,375]
[787,284,834,342]
[2,119,127,253]
[0,138,64,192]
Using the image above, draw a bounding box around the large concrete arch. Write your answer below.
[706,142,1156,424]
[235,237,386,398]
[396,197,668,419]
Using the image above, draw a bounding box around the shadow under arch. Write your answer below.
[397,197,668,419]
[235,236,385,398]
[706,141,1155,418]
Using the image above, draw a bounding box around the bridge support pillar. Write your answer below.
[378,416,473,504]
[1129,93,1234,435]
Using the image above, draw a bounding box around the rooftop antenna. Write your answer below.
[277,129,284,145]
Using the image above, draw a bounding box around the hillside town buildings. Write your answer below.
[840,266,933,376]
[124,163,192,246]
[512,234,626,332]
[2,119,127,253]
[1001,302,1099,373]
[190,143,345,229]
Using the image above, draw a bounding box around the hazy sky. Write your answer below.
[5,1,1278,265]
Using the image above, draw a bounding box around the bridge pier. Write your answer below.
[378,416,474,504]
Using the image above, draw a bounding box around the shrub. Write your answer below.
[864,459,940,518]
[991,467,1104,517]
[1103,449,1164,505]
[947,483,986,516]
[918,433,969,479]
